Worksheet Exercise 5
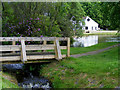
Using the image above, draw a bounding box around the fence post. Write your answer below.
[12,41,16,53]
[67,38,70,57]
[21,39,27,62]
[54,38,62,60]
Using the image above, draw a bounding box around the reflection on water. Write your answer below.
[73,35,120,47]
[73,35,98,47]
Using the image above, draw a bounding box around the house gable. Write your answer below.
[85,16,98,26]
[82,16,99,31]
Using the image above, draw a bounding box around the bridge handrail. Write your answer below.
[0,37,70,63]
[0,37,68,41]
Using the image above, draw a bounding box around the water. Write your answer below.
[73,35,120,47]
[2,63,52,89]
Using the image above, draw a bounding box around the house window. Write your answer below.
[87,18,90,21]
[92,27,93,30]
[85,26,88,30]
[95,27,97,30]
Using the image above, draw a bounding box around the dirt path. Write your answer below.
[71,44,120,58]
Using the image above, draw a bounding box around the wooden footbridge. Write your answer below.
[0,37,70,64]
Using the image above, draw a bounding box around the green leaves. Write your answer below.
[2,2,86,37]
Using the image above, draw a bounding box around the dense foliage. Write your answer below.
[82,2,120,30]
[102,2,120,30]
[2,2,120,37]
[2,2,85,37]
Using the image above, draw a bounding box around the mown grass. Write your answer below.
[0,72,19,88]
[61,42,118,55]
[40,46,119,88]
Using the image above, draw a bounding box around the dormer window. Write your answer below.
[87,18,90,21]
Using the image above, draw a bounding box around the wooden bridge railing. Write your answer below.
[0,37,70,63]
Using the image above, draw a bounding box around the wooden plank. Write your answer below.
[1,52,55,56]
[29,55,66,60]
[0,45,20,51]
[26,45,54,50]
[0,55,66,62]
[0,56,21,61]
[0,37,68,41]
[61,46,67,49]
[0,45,66,51]
[27,55,55,60]
[67,38,70,57]
[21,39,27,62]
[54,38,62,60]
[12,41,16,53]
[0,45,53,51]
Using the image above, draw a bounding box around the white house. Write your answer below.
[80,16,99,31]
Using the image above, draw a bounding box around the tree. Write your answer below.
[2,2,85,37]
[102,2,120,30]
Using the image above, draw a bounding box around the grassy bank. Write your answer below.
[0,72,19,89]
[40,43,119,88]
[62,42,118,55]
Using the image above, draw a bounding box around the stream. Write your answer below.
[2,63,52,89]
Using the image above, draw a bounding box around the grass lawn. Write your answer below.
[40,45,119,88]
[62,42,118,55]
[0,72,19,89]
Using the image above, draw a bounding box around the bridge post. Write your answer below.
[67,38,70,57]
[21,39,27,62]
[54,38,62,60]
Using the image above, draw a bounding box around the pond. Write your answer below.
[73,35,120,47]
